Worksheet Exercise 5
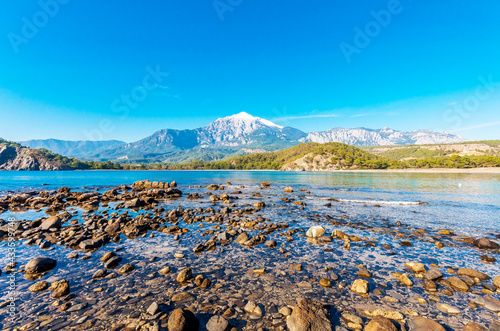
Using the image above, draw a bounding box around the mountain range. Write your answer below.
[19,112,465,163]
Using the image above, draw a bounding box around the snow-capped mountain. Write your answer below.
[31,112,465,163]
[302,127,464,146]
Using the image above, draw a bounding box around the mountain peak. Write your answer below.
[220,112,283,129]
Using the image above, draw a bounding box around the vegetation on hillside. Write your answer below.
[1,138,122,170]
[166,143,393,170]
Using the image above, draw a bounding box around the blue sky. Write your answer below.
[1,0,500,142]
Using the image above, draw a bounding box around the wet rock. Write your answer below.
[364,316,396,331]
[351,279,368,294]
[40,216,61,230]
[407,316,445,331]
[118,263,135,274]
[306,226,325,238]
[50,279,70,298]
[463,322,488,331]
[425,268,442,281]
[399,273,413,287]
[93,268,108,279]
[167,308,199,331]
[67,252,79,259]
[236,233,249,245]
[177,268,193,283]
[244,301,263,316]
[265,240,277,249]
[147,302,159,316]
[494,275,500,289]
[436,303,460,314]
[457,268,490,281]
[284,187,294,193]
[405,262,426,273]
[171,292,193,303]
[104,256,122,269]
[286,298,331,331]
[206,315,229,331]
[357,270,371,278]
[319,278,331,288]
[279,306,292,316]
[159,266,171,275]
[447,276,469,292]
[474,237,500,249]
[24,257,57,277]
[100,251,116,263]
[28,280,49,293]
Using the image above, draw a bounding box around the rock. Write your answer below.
[342,313,362,325]
[405,262,426,273]
[399,273,413,287]
[28,280,48,292]
[172,292,193,302]
[351,279,368,294]
[40,216,61,230]
[167,308,199,331]
[118,263,134,274]
[286,298,331,331]
[319,278,331,288]
[147,302,159,316]
[24,257,57,276]
[279,306,292,316]
[93,268,108,279]
[463,322,488,331]
[177,268,193,283]
[104,256,122,269]
[436,303,460,314]
[50,279,70,298]
[447,276,469,292]
[474,237,500,249]
[483,296,500,312]
[253,202,265,208]
[425,268,442,281]
[206,315,229,331]
[364,316,397,331]
[306,226,325,238]
[124,198,140,208]
[457,268,490,281]
[494,275,500,289]
[100,251,116,263]
[265,240,277,249]
[408,316,446,331]
[357,270,371,278]
[236,233,249,245]
[284,187,294,193]
[244,301,262,316]
[159,267,171,275]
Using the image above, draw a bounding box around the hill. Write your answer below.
[168,142,393,170]
[20,139,126,159]
[0,138,122,171]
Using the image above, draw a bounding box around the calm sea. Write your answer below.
[1,170,499,235]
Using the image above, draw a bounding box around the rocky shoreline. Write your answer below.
[0,179,499,330]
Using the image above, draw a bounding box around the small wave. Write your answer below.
[306,196,423,205]
[338,199,423,205]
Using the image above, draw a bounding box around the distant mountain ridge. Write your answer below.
[16,112,465,163]
[302,127,463,146]
[20,139,126,159]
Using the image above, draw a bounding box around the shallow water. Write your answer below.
[0,170,499,330]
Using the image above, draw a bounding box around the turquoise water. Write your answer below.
[1,170,500,329]
[1,170,499,235]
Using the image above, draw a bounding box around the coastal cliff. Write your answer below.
[0,145,69,170]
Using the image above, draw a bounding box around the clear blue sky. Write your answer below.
[1,0,499,142]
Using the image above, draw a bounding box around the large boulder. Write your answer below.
[365,316,397,331]
[206,315,229,331]
[306,226,325,238]
[177,268,193,283]
[167,308,199,331]
[40,216,61,230]
[474,237,500,249]
[456,268,490,281]
[24,257,57,275]
[407,317,445,331]
[286,298,331,331]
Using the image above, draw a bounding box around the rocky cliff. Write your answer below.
[0,145,69,170]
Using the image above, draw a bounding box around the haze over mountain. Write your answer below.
[20,139,126,159]
[19,112,465,164]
